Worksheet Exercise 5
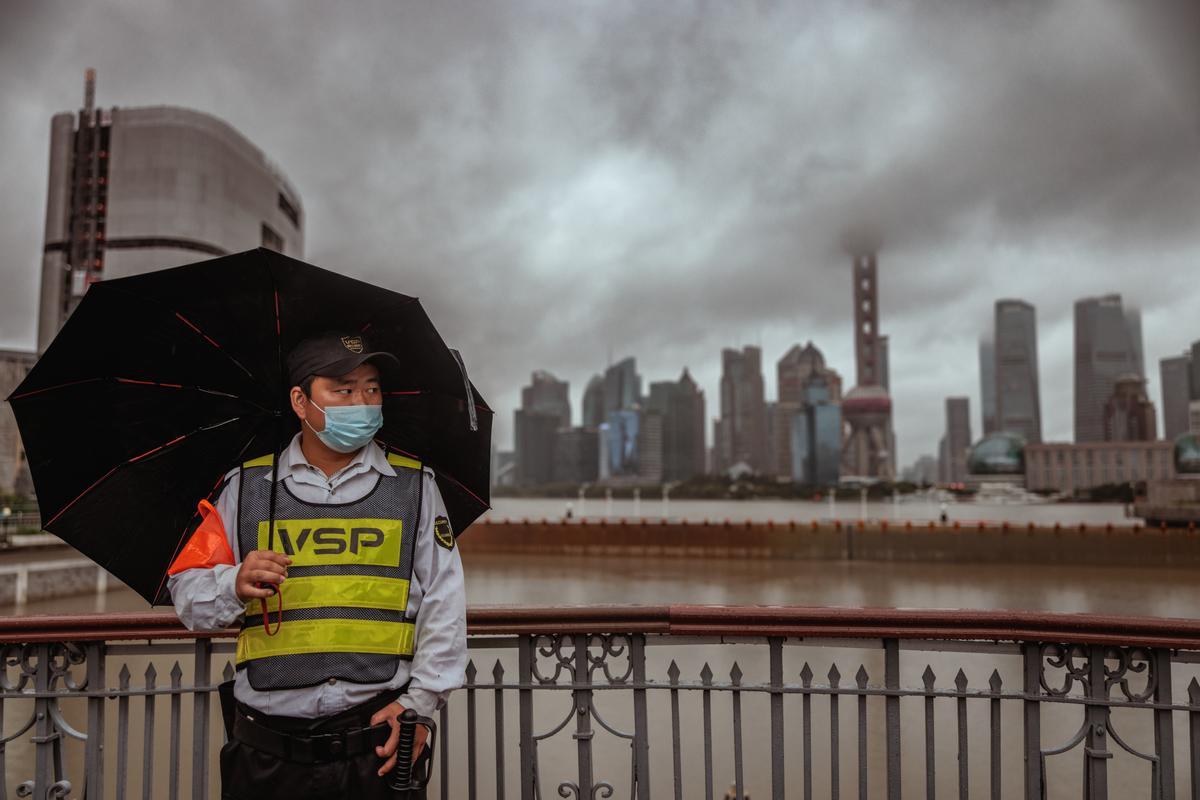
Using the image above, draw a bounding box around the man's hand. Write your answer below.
[234,550,291,602]
[371,701,429,777]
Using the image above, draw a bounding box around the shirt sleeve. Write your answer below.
[398,470,467,718]
[168,469,246,632]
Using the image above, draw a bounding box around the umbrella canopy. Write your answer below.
[9,248,491,604]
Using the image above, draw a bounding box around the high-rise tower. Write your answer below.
[841,252,895,479]
[994,300,1042,443]
[715,346,768,473]
[1074,294,1142,442]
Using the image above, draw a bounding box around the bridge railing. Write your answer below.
[2,606,1199,799]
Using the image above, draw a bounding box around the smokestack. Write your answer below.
[83,68,96,126]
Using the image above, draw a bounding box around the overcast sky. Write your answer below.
[2,0,1197,463]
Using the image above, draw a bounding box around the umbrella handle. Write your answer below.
[259,589,283,636]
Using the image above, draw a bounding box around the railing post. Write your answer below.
[31,643,57,794]
[769,636,785,800]
[573,635,594,798]
[885,638,901,800]
[1084,645,1110,800]
[466,660,478,800]
[86,641,107,800]
[1023,643,1043,800]
[518,635,535,800]
[631,634,651,799]
[192,638,212,800]
[1154,648,1175,799]
[440,701,450,800]
[1188,679,1200,800]
[493,660,506,800]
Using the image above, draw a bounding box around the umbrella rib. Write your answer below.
[43,415,249,529]
[13,377,272,415]
[434,466,491,511]
[173,312,259,381]
[115,378,274,413]
[9,377,104,401]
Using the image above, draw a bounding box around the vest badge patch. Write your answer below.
[433,516,454,550]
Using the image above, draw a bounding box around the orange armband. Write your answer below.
[167,499,235,574]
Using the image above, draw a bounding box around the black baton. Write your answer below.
[389,708,436,796]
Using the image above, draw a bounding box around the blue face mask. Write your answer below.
[305,400,383,453]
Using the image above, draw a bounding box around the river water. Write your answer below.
[3,499,1195,798]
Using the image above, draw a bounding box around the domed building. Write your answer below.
[967,432,1026,476]
[1176,433,1200,476]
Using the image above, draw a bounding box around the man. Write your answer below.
[168,332,466,799]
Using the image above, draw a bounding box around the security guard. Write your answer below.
[168,332,467,799]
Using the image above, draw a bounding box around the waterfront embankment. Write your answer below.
[463,518,1200,567]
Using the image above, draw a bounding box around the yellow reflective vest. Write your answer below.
[233,452,423,690]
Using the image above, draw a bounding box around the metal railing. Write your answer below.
[2,606,1200,799]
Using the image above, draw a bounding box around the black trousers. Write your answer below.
[219,689,427,800]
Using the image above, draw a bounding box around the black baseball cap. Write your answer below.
[286,332,400,388]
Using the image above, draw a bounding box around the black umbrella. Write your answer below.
[9,248,492,604]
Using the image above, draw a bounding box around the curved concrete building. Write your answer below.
[38,71,303,352]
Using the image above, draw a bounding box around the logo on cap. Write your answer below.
[340,336,364,354]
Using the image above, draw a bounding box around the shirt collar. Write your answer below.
[270,433,397,482]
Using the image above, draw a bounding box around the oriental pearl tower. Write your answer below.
[841,251,896,480]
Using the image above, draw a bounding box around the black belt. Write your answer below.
[233,707,391,764]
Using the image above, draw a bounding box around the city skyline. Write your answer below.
[2,2,1197,465]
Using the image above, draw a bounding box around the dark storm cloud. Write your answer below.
[1,0,1196,461]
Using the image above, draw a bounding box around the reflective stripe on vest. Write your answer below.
[237,618,416,662]
[234,451,423,688]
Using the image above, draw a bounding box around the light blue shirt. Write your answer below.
[168,433,467,718]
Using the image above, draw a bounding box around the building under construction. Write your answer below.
[37,69,305,352]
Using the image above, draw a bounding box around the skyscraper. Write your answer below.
[636,411,664,483]
[777,342,843,405]
[602,409,641,478]
[582,374,606,429]
[979,337,997,436]
[716,346,768,473]
[1160,352,1192,441]
[603,357,641,416]
[553,428,599,484]
[520,370,570,428]
[38,71,304,352]
[1103,376,1156,442]
[994,300,1042,443]
[775,343,842,478]
[941,397,972,483]
[1125,306,1145,379]
[1074,294,1143,443]
[792,374,842,486]
[646,369,706,481]
[515,371,570,486]
[514,410,560,486]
